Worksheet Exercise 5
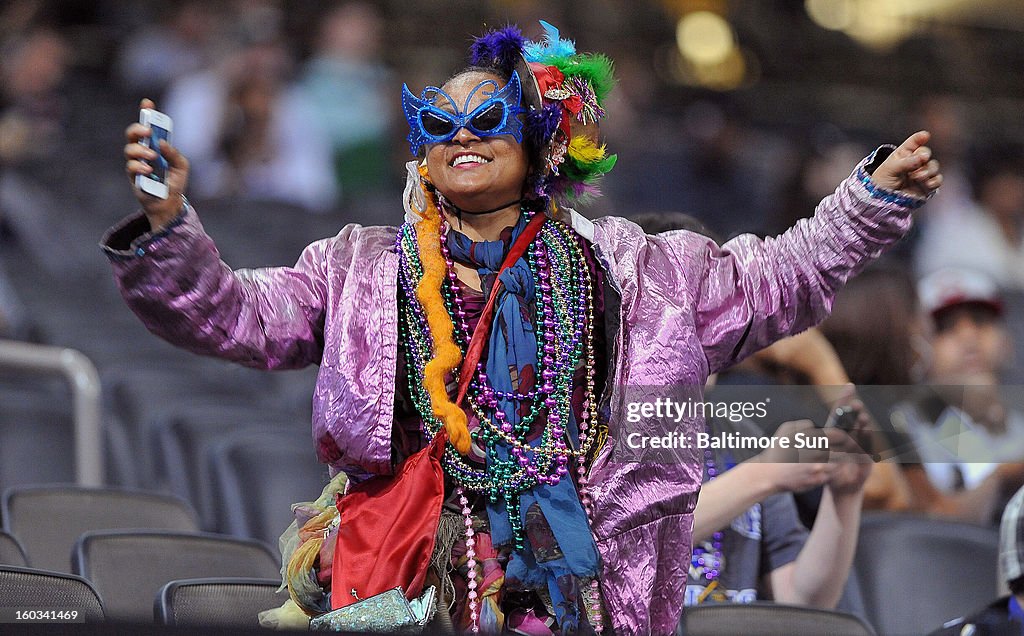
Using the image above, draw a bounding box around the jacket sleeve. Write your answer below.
[100,203,343,370]
[652,147,923,374]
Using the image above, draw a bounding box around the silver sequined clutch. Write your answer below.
[309,586,436,633]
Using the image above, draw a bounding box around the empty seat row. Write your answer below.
[0,485,284,622]
[72,530,280,622]
[0,566,284,626]
[1,486,201,573]
[0,351,317,493]
[1,405,327,545]
[0,495,1003,632]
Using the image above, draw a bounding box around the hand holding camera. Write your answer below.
[123,98,190,231]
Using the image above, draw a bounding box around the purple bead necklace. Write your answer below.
[692,448,725,587]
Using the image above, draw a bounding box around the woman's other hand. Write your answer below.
[870,130,943,199]
[124,98,190,231]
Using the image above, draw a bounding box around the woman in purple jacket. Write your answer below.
[106,23,940,636]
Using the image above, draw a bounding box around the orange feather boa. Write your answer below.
[413,166,471,454]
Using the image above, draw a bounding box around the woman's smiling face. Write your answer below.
[424,71,529,212]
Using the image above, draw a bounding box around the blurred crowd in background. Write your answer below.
[2,0,1024,491]
[2,0,1024,629]
[1,0,1023,497]
[0,1,1022,233]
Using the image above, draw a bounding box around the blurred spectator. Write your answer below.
[686,418,870,609]
[115,1,222,97]
[912,95,974,225]
[0,27,67,337]
[821,263,930,388]
[164,29,337,211]
[680,104,793,239]
[610,102,793,239]
[932,483,1024,634]
[915,146,1024,289]
[736,326,913,525]
[892,268,1024,522]
[295,2,395,202]
[772,128,869,237]
[0,27,69,167]
[819,264,926,511]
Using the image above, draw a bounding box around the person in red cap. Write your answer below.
[893,267,1024,523]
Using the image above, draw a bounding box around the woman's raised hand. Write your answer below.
[869,130,943,199]
[124,98,190,231]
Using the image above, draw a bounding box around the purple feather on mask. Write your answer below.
[525,104,561,147]
[573,182,603,198]
[550,173,603,202]
[470,25,526,75]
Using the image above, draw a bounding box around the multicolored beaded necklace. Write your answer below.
[395,207,600,540]
[396,206,606,632]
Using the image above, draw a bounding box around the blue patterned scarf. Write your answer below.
[447,214,600,632]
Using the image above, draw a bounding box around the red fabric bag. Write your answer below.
[330,430,447,609]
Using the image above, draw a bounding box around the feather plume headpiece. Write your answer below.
[468,20,618,204]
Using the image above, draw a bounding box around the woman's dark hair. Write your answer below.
[1011,575,1024,597]
[819,262,920,386]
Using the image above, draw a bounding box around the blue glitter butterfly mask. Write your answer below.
[402,72,524,156]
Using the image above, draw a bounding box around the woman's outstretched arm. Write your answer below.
[103,98,339,370]
[634,131,941,375]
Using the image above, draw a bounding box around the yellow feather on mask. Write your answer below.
[566,135,608,164]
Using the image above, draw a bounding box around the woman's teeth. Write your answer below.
[452,154,489,167]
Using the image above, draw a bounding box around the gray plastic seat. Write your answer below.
[155,577,285,627]
[0,530,28,566]
[683,602,875,636]
[102,362,272,487]
[855,512,999,635]
[209,429,329,545]
[72,530,280,623]
[149,403,300,530]
[1,485,200,573]
[0,565,105,622]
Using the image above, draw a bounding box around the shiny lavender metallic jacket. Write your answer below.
[103,151,921,635]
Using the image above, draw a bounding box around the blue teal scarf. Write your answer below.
[447,214,600,632]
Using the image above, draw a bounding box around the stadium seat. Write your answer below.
[102,362,273,487]
[154,577,285,627]
[208,429,328,545]
[854,512,999,635]
[0,565,105,622]
[0,530,28,566]
[683,602,875,636]
[1,485,200,573]
[149,403,301,530]
[72,530,280,623]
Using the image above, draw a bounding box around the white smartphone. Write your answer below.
[136,108,173,199]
